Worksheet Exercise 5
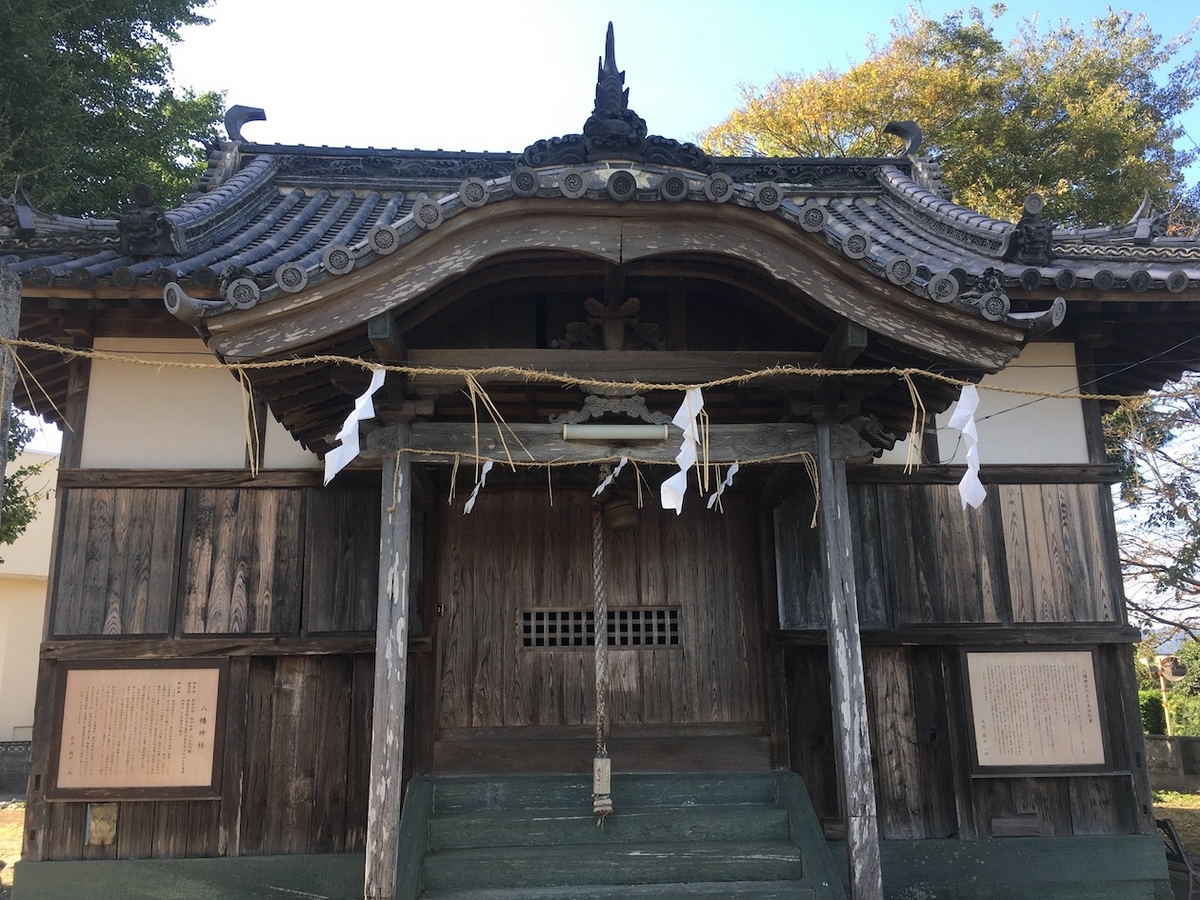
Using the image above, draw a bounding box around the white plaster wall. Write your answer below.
[0,451,57,741]
[82,338,323,469]
[877,343,1090,466]
[0,578,46,739]
[82,338,249,468]
[263,415,321,469]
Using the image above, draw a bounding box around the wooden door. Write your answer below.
[430,487,769,773]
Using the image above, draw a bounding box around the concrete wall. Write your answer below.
[879,342,1090,466]
[81,337,319,469]
[1144,734,1200,792]
[0,450,57,742]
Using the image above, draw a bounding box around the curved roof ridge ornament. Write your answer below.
[883,121,922,156]
[519,24,715,173]
[224,105,266,143]
[1126,189,1170,244]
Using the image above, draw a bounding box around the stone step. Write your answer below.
[421,879,818,900]
[428,804,791,849]
[430,772,779,813]
[421,841,806,892]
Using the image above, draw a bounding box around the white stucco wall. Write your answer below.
[0,451,58,741]
[878,342,1090,466]
[264,415,322,469]
[81,337,321,469]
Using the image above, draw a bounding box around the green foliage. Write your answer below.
[1134,638,1163,691]
[1,405,48,554]
[1142,689,1168,734]
[1168,641,1200,696]
[699,6,1199,227]
[0,0,224,217]
[1168,693,1200,737]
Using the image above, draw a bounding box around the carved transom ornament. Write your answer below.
[552,296,664,351]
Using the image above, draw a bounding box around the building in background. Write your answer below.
[0,450,57,743]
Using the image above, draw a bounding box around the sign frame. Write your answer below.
[962,647,1111,776]
[47,658,229,801]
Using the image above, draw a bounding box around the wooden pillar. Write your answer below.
[815,423,883,900]
[365,430,413,900]
[0,264,18,505]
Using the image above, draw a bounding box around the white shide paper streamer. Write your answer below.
[946,384,986,509]
[593,457,629,497]
[323,368,386,485]
[463,459,494,514]
[660,387,704,514]
[707,462,740,510]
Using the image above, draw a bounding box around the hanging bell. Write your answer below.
[602,492,638,532]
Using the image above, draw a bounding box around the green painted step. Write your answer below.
[428,804,791,849]
[421,841,807,892]
[420,880,817,900]
[430,773,780,813]
[402,772,847,900]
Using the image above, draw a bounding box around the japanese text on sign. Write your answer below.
[57,667,220,790]
[967,651,1104,768]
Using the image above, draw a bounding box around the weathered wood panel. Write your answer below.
[783,647,839,821]
[773,484,825,628]
[434,488,766,737]
[865,648,924,840]
[1001,483,1122,623]
[305,484,381,633]
[783,642,1144,845]
[51,487,183,635]
[26,650,374,862]
[178,488,304,634]
[776,481,1119,631]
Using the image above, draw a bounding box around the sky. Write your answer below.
[20,0,1200,453]
[167,0,1200,162]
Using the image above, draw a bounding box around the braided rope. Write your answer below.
[592,501,612,823]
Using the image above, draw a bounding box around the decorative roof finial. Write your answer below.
[583,24,646,144]
[594,22,628,116]
[519,23,713,173]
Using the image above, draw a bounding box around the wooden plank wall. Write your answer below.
[433,488,765,731]
[25,651,377,861]
[49,481,381,638]
[26,477,387,862]
[785,644,1144,840]
[775,482,1123,628]
[775,478,1147,841]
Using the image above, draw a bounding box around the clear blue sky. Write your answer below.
[170,0,1199,171]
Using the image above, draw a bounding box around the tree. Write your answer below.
[699,6,1199,227]
[1,406,49,560]
[1108,378,1200,639]
[0,0,224,218]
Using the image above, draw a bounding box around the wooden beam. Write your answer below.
[368,312,407,363]
[365,421,875,465]
[819,319,869,368]
[771,622,1143,646]
[815,423,883,900]
[402,349,824,395]
[365,433,413,900]
[846,463,1121,485]
[55,468,380,489]
[0,265,18,501]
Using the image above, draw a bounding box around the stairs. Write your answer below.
[398,772,847,900]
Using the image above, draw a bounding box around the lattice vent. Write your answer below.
[521,608,679,648]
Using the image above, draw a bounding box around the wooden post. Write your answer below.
[815,423,883,900]
[364,429,412,900]
[0,264,19,511]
